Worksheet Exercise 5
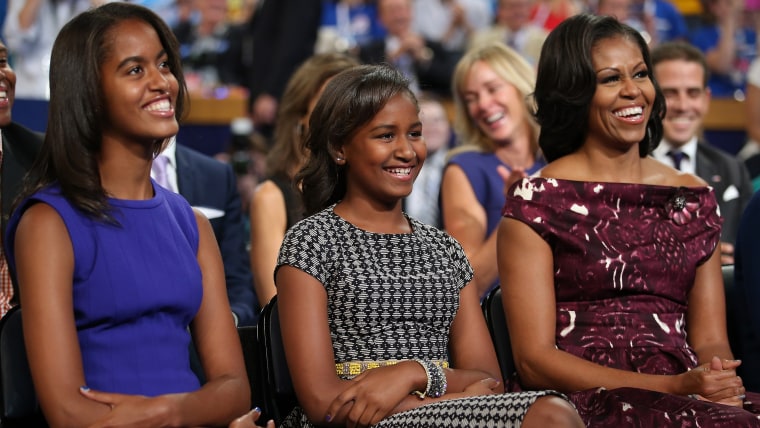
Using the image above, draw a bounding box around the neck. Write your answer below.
[98,139,156,200]
[494,137,534,170]
[575,144,645,183]
[334,196,410,234]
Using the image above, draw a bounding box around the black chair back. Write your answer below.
[0,306,47,427]
[237,325,266,411]
[482,287,515,383]
[256,296,297,423]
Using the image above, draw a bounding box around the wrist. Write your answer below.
[410,359,447,399]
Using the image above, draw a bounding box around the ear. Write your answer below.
[332,145,347,165]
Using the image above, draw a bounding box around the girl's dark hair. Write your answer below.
[534,14,665,162]
[297,64,417,216]
[21,2,187,222]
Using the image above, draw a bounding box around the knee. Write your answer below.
[522,395,584,428]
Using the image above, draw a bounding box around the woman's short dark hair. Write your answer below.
[23,2,187,221]
[534,14,665,162]
[297,64,417,216]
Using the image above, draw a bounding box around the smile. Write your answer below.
[614,106,643,119]
[386,167,412,176]
[145,99,172,112]
[486,112,504,124]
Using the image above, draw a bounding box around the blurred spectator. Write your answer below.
[412,0,493,53]
[739,56,760,188]
[403,92,456,228]
[359,0,459,96]
[315,0,385,55]
[471,0,548,66]
[173,0,247,90]
[530,0,582,30]
[3,0,104,99]
[244,0,322,141]
[131,0,192,28]
[689,0,757,99]
[651,41,752,264]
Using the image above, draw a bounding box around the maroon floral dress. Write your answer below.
[502,177,760,427]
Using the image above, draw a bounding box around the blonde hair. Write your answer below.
[451,42,539,155]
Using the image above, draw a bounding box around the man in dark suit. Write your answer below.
[358,0,459,97]
[152,140,258,326]
[244,0,321,139]
[652,41,752,265]
[0,41,43,318]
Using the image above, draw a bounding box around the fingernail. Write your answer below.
[80,386,90,392]
[325,414,332,422]
[253,407,261,413]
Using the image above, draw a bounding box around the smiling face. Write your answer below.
[462,60,529,147]
[654,59,709,147]
[337,93,426,206]
[99,19,179,147]
[0,42,16,127]
[586,36,655,152]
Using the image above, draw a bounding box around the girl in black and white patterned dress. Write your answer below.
[274,64,583,428]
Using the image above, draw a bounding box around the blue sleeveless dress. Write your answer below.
[5,181,202,395]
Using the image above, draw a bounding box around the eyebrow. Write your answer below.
[116,49,168,70]
[594,61,646,74]
[369,121,423,132]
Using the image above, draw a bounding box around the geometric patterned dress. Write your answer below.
[503,177,760,427]
[277,205,567,427]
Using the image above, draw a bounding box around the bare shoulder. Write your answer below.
[644,157,707,188]
[533,156,575,179]
[16,202,66,237]
[252,179,285,203]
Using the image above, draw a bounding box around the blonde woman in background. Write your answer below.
[441,42,544,299]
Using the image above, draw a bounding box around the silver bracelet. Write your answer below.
[410,359,447,399]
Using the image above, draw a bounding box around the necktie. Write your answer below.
[667,150,687,171]
[152,155,171,190]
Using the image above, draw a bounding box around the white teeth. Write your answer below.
[486,112,504,123]
[145,99,171,112]
[614,106,643,118]
[387,167,412,175]
[0,90,7,100]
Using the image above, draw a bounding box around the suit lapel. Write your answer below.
[174,145,197,205]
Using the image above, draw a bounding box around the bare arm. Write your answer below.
[686,246,735,363]
[497,218,742,400]
[249,181,288,309]
[703,0,742,75]
[447,280,504,388]
[440,165,498,297]
[16,0,43,30]
[15,203,111,428]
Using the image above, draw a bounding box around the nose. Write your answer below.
[395,135,416,161]
[668,92,687,112]
[620,78,642,99]
[150,67,171,92]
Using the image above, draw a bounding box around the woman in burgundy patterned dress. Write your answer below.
[498,13,760,427]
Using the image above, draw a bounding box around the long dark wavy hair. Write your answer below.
[19,2,187,222]
[533,14,665,162]
[296,64,417,216]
